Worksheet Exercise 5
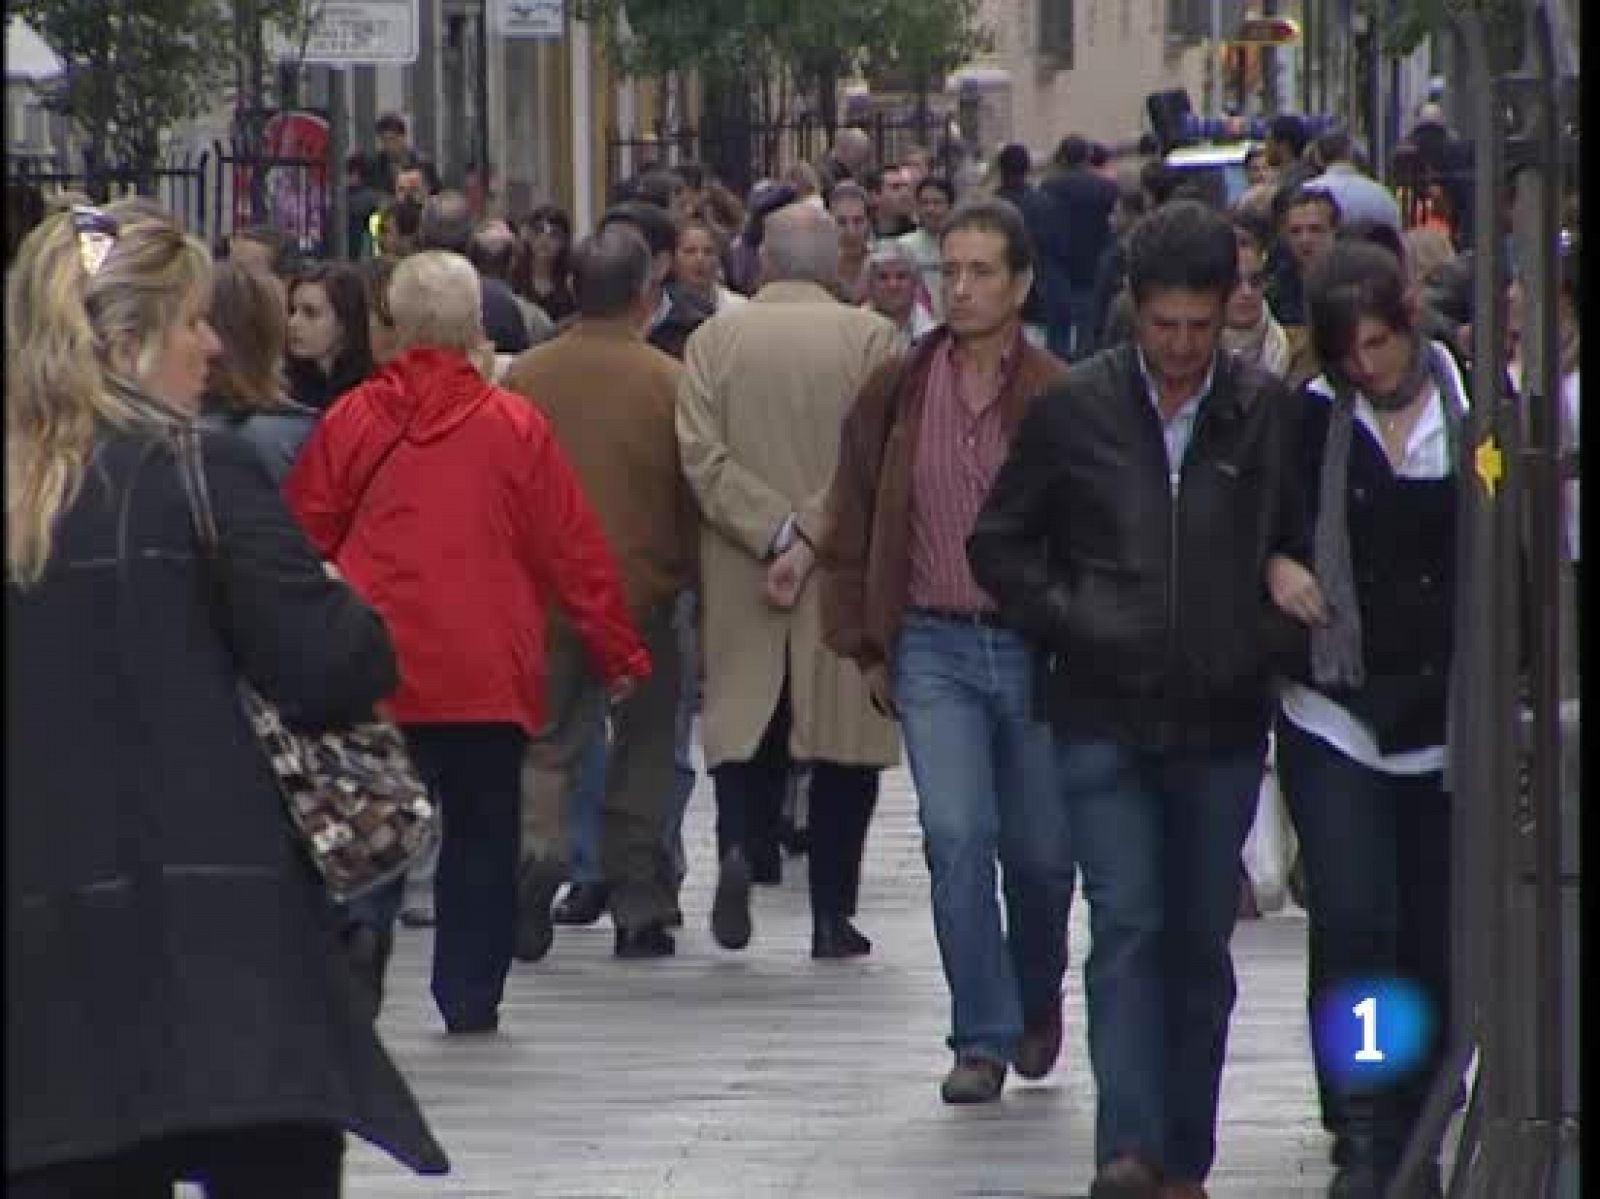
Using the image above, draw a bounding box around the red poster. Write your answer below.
[232,111,329,251]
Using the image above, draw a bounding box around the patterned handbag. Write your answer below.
[175,425,439,902]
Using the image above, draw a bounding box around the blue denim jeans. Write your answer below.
[1274,715,1452,1163]
[566,726,608,885]
[665,588,699,885]
[1057,735,1265,1181]
[892,613,1075,1065]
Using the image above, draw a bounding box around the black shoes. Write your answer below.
[940,1055,1006,1104]
[552,882,610,926]
[444,1010,500,1036]
[710,850,753,950]
[614,924,676,958]
[811,916,871,959]
[514,857,565,963]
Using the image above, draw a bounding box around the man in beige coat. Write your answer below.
[677,201,901,959]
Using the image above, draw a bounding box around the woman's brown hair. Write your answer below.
[206,261,290,416]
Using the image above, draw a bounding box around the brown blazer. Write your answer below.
[818,326,1068,670]
[502,320,698,622]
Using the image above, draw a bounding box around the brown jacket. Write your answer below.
[819,327,1068,670]
[502,320,698,621]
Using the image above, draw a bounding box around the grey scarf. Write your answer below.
[1311,336,1466,688]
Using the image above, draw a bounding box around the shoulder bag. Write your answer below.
[174,423,438,902]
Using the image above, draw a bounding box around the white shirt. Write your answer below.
[1279,359,1462,775]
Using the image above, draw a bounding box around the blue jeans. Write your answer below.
[666,588,699,885]
[892,614,1075,1064]
[566,727,608,885]
[1058,735,1265,1181]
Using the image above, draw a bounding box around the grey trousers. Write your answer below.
[522,603,684,931]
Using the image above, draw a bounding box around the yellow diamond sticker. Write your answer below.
[1475,437,1504,497]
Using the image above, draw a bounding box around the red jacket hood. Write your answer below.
[359,346,496,445]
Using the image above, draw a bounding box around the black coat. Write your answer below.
[968,344,1302,753]
[6,416,448,1177]
[1275,382,1459,754]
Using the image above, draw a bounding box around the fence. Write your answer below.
[7,138,330,256]
[606,108,959,199]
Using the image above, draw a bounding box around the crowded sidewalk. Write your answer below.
[345,756,1336,1198]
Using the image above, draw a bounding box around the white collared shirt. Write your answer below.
[1136,349,1218,496]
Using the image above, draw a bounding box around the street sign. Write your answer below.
[1233,15,1300,46]
[283,0,419,64]
[493,0,565,38]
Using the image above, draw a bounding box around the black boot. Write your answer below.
[514,856,565,963]
[614,923,676,958]
[552,882,610,926]
[811,916,871,959]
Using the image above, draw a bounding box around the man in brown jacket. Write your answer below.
[819,198,1077,1104]
[502,225,699,958]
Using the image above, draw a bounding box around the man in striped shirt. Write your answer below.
[821,198,1074,1105]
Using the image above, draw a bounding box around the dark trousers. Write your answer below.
[405,722,527,1026]
[712,679,879,921]
[8,1121,344,1198]
[1275,715,1453,1167]
[599,605,685,931]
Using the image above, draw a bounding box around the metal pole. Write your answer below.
[569,15,594,235]
[328,66,350,259]
[1208,0,1223,114]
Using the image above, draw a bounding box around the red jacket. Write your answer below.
[285,346,649,736]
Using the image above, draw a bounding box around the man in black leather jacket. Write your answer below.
[967,200,1301,1199]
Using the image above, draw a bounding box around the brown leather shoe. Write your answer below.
[1089,1155,1163,1199]
[1015,1003,1063,1079]
[1161,1183,1209,1199]
[939,1055,1007,1104]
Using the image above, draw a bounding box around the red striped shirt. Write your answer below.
[906,337,1013,612]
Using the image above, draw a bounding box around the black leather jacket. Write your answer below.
[968,343,1302,753]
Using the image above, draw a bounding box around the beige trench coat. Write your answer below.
[677,280,902,771]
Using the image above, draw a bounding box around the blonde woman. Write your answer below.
[6,210,447,1195]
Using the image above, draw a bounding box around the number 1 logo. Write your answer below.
[1352,996,1386,1063]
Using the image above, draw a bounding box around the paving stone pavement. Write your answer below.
[345,750,1338,1199]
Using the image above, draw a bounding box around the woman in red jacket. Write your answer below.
[287,250,649,1035]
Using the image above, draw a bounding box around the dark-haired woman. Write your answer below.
[514,205,576,324]
[287,263,374,411]
[200,262,319,483]
[1265,238,1466,1199]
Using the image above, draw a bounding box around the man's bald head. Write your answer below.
[420,190,473,254]
[833,127,874,172]
[760,202,840,286]
[469,218,519,280]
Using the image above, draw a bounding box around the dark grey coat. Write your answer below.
[5,414,448,1177]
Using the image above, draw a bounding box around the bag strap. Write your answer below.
[332,422,411,555]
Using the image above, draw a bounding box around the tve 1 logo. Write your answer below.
[1313,978,1435,1091]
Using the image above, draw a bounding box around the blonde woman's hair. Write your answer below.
[388,250,494,378]
[6,212,212,585]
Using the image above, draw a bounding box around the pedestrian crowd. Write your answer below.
[5,105,1579,1199]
